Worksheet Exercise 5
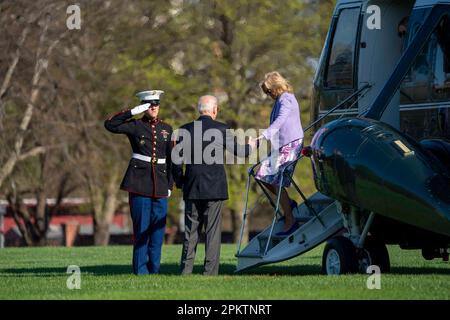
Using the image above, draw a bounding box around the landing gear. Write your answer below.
[322,205,391,275]
[322,236,390,275]
[322,236,358,275]
[358,239,390,273]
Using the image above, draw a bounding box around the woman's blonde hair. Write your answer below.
[260,71,294,96]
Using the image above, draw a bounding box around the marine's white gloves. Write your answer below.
[130,103,151,116]
[168,190,172,197]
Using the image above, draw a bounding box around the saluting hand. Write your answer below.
[131,103,151,115]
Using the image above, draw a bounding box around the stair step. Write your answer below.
[259,234,288,241]
[258,231,298,252]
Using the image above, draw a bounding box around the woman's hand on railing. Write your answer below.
[249,135,264,150]
[248,136,258,151]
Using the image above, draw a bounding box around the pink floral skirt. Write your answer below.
[255,139,303,187]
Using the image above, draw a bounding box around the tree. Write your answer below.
[6,156,76,246]
[1,0,336,246]
[0,0,78,245]
[92,0,337,244]
[0,1,68,190]
[163,0,336,242]
[0,0,129,245]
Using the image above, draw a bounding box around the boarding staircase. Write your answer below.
[235,171,344,272]
[235,84,373,272]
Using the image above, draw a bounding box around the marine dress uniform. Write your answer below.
[104,90,173,275]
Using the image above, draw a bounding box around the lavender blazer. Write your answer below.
[262,92,304,149]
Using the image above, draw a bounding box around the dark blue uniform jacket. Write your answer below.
[105,109,173,198]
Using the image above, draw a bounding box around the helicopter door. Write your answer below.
[312,6,362,126]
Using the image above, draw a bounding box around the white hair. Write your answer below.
[197,95,218,114]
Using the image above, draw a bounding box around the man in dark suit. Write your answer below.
[104,90,173,275]
[172,95,254,275]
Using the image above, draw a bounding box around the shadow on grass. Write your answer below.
[390,266,450,275]
[0,263,320,277]
[0,263,448,277]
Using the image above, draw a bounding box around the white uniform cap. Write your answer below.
[136,90,164,101]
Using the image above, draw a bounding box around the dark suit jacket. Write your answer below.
[172,115,251,200]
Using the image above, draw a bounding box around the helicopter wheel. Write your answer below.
[322,236,358,275]
[358,239,390,273]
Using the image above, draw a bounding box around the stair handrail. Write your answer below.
[304,82,372,132]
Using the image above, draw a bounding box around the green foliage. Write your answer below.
[162,0,335,214]
[1,0,337,233]
[93,0,337,222]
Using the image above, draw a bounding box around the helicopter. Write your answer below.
[236,0,450,275]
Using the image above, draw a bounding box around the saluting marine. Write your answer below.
[105,90,173,275]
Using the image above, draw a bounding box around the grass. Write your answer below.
[0,244,449,300]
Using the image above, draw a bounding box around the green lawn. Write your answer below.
[0,244,448,299]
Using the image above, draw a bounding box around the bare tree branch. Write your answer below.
[0,15,68,190]
[0,27,30,104]
[17,146,47,161]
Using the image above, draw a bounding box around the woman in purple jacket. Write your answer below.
[254,71,304,236]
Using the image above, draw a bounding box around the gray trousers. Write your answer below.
[180,200,224,275]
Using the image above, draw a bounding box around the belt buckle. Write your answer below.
[152,158,157,164]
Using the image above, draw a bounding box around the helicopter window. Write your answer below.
[400,15,450,141]
[400,15,450,105]
[436,16,450,75]
[324,8,360,89]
